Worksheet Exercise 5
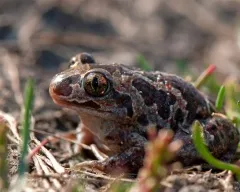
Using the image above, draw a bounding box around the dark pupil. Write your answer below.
[92,77,99,90]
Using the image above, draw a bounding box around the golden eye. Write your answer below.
[83,72,110,97]
[68,53,95,69]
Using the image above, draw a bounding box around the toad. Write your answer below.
[49,52,239,173]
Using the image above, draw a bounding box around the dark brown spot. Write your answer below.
[230,131,236,140]
[215,120,222,127]
[164,75,211,122]
[210,124,217,131]
[219,131,225,140]
[174,108,184,123]
[105,135,114,140]
[205,120,218,134]
[168,92,176,105]
[114,91,133,117]
[213,134,220,145]
[156,125,163,130]
[51,76,73,96]
[132,78,176,120]
[137,114,149,126]
[132,78,155,106]
[157,90,170,119]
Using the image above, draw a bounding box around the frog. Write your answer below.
[49,52,239,174]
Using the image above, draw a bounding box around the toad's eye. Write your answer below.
[68,57,77,68]
[80,52,95,64]
[83,72,110,97]
[68,53,95,68]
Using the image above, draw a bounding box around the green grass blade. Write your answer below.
[192,121,240,179]
[18,79,34,176]
[215,85,225,111]
[136,55,152,71]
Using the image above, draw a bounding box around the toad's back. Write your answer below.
[126,70,211,131]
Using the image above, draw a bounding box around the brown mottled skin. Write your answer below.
[49,53,239,173]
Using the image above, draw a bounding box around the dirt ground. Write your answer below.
[1,0,240,191]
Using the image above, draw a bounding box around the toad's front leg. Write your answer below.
[74,133,147,174]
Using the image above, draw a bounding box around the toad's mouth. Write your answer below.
[50,86,133,123]
[71,100,101,109]
[49,86,101,110]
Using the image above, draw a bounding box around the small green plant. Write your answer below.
[203,75,221,96]
[136,55,152,71]
[18,79,34,176]
[215,85,226,111]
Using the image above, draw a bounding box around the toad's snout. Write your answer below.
[49,73,80,98]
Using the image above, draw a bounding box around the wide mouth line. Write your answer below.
[72,100,101,109]
[50,88,117,116]
[50,93,133,123]
[50,91,101,110]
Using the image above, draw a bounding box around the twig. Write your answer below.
[1,49,23,107]
[73,170,136,183]
[35,154,61,189]
[27,138,50,161]
[29,128,92,150]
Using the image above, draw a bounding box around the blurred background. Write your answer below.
[0,0,240,115]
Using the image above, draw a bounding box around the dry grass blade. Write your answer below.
[31,137,65,174]
[1,49,23,107]
[0,117,9,191]
[73,170,135,183]
[90,144,108,161]
[29,128,92,150]
[33,153,61,189]
[0,111,19,141]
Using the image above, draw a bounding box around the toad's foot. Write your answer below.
[74,146,145,174]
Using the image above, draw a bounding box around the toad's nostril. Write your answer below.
[50,74,73,97]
